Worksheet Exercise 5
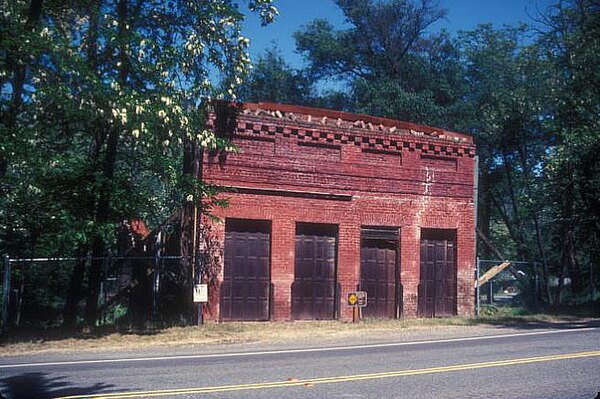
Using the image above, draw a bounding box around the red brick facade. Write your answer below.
[203,102,476,321]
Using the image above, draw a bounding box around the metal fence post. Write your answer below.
[591,262,594,302]
[476,257,480,317]
[153,249,160,321]
[535,273,540,309]
[2,255,11,329]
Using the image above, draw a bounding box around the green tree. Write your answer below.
[239,47,313,105]
[455,1,600,305]
[538,0,600,301]
[453,25,558,304]
[1,0,278,327]
[294,0,463,125]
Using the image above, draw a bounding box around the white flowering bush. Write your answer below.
[0,0,277,325]
[1,0,278,241]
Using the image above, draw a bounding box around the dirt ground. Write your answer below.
[2,313,596,357]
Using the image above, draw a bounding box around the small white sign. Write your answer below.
[193,284,208,303]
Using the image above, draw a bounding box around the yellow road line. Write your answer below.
[56,350,600,399]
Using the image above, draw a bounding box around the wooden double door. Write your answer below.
[418,231,457,317]
[292,224,338,320]
[360,228,401,318]
[220,220,271,321]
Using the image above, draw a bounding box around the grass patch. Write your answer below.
[1,306,596,357]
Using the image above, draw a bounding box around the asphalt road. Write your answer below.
[1,327,599,399]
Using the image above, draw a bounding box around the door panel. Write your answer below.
[419,237,456,317]
[221,229,270,321]
[360,243,398,318]
[292,232,337,320]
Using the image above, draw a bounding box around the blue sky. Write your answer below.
[242,0,556,68]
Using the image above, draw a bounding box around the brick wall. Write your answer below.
[202,104,476,321]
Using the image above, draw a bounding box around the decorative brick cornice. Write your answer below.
[226,115,475,158]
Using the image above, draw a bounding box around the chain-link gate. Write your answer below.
[475,259,541,316]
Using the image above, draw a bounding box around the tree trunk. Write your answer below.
[84,0,129,328]
[1,0,44,179]
[477,163,493,259]
[179,137,202,325]
[84,127,119,327]
[63,246,88,328]
[5,0,44,123]
[555,162,580,305]
[517,140,552,303]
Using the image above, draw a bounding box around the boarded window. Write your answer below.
[418,229,457,317]
[292,223,338,320]
[220,219,271,321]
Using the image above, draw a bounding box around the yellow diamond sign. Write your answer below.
[348,293,358,306]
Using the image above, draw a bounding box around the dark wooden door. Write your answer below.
[360,243,398,318]
[292,234,337,320]
[220,230,270,321]
[419,238,456,317]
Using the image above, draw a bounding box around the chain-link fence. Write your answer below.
[475,258,599,316]
[475,259,541,316]
[1,255,192,332]
[3,255,594,329]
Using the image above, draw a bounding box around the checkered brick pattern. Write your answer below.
[235,117,475,158]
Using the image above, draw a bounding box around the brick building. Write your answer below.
[202,102,476,322]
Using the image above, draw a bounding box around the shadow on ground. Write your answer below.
[0,372,113,399]
[0,324,162,347]
[475,317,600,330]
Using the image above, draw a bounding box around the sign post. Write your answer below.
[347,291,367,323]
[193,284,208,326]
